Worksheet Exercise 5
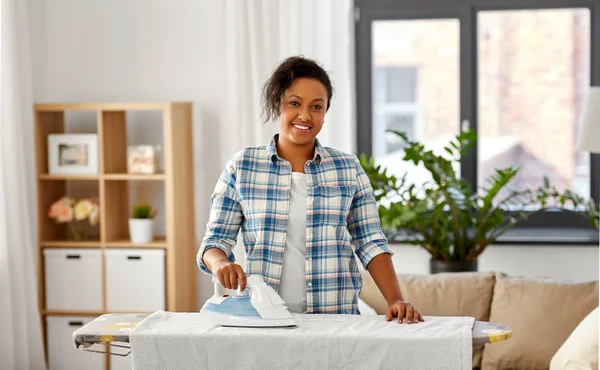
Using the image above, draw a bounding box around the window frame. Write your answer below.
[354,0,600,245]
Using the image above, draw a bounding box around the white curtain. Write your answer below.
[0,0,47,368]
[220,0,356,161]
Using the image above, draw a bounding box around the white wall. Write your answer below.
[390,244,599,283]
[28,0,599,307]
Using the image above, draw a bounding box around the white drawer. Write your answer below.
[105,249,165,312]
[44,249,102,311]
[47,316,104,370]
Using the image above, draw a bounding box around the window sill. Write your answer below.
[388,227,599,246]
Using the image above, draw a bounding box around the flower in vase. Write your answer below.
[48,196,75,223]
[89,204,100,226]
[74,199,94,221]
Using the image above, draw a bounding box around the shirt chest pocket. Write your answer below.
[313,185,354,226]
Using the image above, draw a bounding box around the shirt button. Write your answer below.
[307,308,313,313]
[308,282,312,287]
[308,257,312,261]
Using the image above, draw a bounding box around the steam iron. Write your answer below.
[199,275,296,328]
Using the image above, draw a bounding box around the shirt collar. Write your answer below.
[266,134,323,165]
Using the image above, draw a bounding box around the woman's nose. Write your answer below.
[298,108,310,121]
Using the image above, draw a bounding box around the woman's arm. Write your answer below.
[366,254,423,324]
[366,253,403,303]
[197,158,246,290]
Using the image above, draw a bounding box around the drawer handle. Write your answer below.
[66,255,81,260]
[127,256,141,260]
[68,321,83,327]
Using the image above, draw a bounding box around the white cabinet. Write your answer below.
[47,316,105,370]
[44,249,102,311]
[105,249,165,312]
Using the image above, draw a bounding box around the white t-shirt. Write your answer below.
[278,172,308,313]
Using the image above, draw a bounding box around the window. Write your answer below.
[355,0,600,244]
[373,66,420,156]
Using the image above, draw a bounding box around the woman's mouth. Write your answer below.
[292,123,311,132]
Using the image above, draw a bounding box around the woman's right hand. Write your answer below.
[213,261,247,291]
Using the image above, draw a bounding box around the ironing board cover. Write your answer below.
[72,313,150,349]
[72,313,512,350]
[128,312,476,370]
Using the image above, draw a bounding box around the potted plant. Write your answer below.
[359,129,599,273]
[129,202,157,244]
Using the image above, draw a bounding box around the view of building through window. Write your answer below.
[372,8,591,208]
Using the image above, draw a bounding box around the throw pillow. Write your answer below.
[549,306,598,370]
[482,273,599,370]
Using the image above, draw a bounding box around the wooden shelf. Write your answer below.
[35,101,197,370]
[34,102,185,112]
[41,240,102,248]
[39,174,99,181]
[103,173,165,181]
[105,237,167,248]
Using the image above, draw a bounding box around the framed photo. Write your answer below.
[48,134,99,175]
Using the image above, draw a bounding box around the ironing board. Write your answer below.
[72,312,512,355]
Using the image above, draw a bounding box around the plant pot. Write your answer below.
[430,258,478,274]
[129,218,154,244]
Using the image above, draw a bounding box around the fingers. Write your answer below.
[215,263,246,290]
[405,305,414,324]
[386,302,423,324]
[238,267,247,291]
[412,309,421,324]
[386,306,395,322]
[397,304,406,324]
[229,271,238,290]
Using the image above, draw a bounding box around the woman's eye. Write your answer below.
[312,105,323,110]
[290,101,300,106]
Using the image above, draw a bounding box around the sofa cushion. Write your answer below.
[550,306,598,370]
[482,273,599,370]
[359,271,496,369]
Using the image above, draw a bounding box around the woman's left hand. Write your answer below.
[386,300,424,324]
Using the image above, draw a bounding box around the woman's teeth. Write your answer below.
[292,124,310,131]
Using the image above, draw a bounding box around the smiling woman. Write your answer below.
[197,56,424,324]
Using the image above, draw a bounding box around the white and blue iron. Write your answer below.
[199,275,296,328]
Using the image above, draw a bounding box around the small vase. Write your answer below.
[67,221,86,241]
[129,218,154,244]
[429,259,478,274]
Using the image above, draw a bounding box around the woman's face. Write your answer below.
[278,77,328,147]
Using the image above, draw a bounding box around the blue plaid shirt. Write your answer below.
[197,135,393,314]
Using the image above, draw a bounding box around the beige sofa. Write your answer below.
[359,271,598,370]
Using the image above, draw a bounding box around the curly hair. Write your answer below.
[261,56,333,123]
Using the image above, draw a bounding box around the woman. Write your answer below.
[198,56,423,324]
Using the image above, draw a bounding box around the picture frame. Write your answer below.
[48,134,99,175]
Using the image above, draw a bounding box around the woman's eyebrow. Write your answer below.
[287,95,325,103]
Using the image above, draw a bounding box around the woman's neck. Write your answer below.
[276,136,315,172]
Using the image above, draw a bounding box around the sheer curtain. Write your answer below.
[220,0,356,160]
[0,0,46,368]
